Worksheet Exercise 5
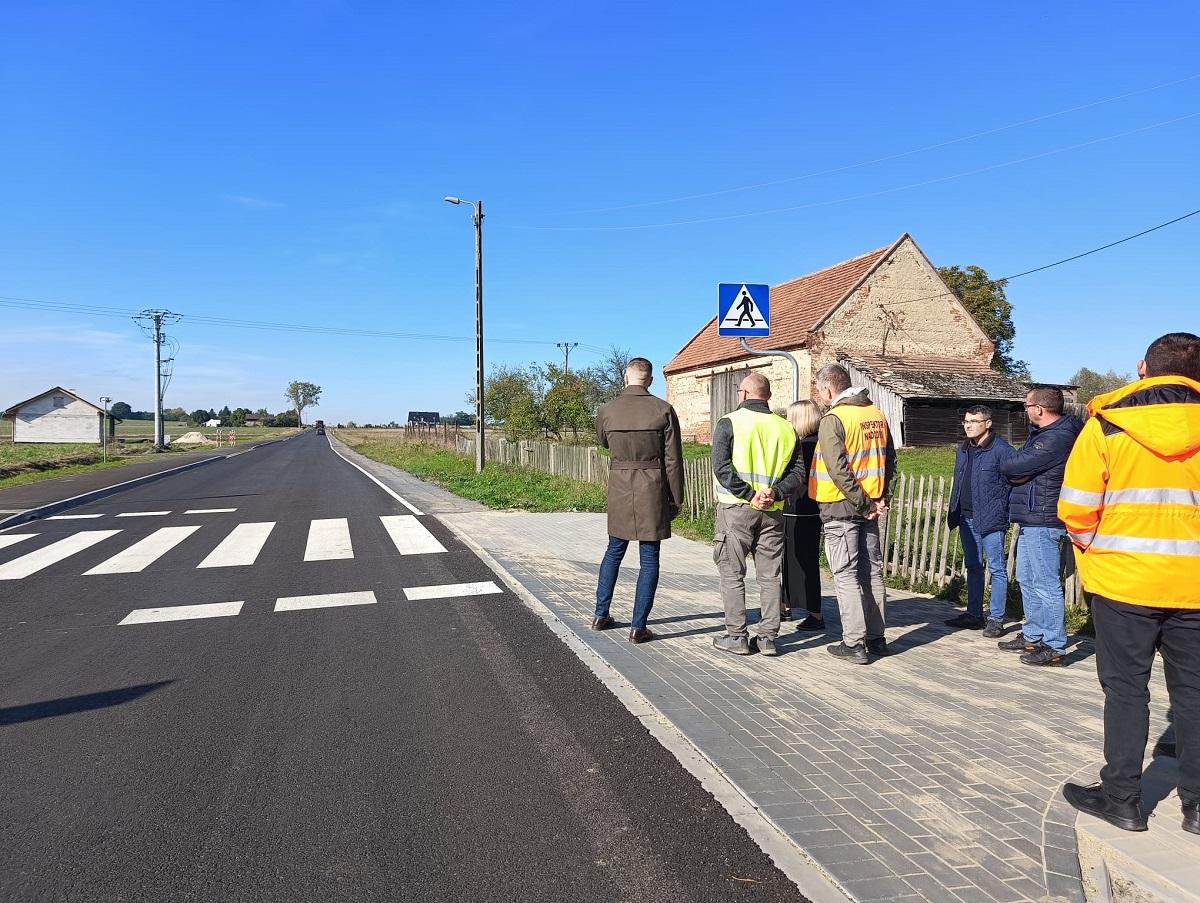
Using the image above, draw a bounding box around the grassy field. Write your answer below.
[673,442,956,480]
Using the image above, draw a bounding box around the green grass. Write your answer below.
[0,457,155,491]
[895,446,957,481]
[0,443,101,466]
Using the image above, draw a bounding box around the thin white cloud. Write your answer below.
[228,195,284,210]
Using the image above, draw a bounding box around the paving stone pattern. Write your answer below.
[442,511,1182,903]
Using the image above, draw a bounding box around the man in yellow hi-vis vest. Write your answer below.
[811,363,896,664]
[711,372,807,657]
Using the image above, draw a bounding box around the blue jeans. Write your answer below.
[595,536,661,631]
[1016,525,1067,652]
[959,516,1008,622]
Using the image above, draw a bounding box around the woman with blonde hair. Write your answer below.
[783,400,825,630]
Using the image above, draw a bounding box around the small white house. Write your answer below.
[204,419,221,428]
[3,387,120,444]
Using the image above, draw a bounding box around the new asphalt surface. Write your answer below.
[1,430,808,903]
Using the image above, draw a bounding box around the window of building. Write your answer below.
[52,396,66,408]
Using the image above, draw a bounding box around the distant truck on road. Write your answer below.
[314,420,325,435]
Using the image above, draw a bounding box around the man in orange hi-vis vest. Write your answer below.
[1060,332,1200,837]
[810,363,896,665]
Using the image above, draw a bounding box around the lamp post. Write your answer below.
[444,196,485,473]
[99,396,111,462]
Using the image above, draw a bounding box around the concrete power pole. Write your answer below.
[556,342,579,373]
[136,309,181,451]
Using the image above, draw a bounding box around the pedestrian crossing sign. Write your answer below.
[717,283,770,337]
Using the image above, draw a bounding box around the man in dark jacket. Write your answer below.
[592,357,685,644]
[946,405,1015,637]
[997,387,1084,666]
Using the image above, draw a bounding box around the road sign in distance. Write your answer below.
[718,284,770,337]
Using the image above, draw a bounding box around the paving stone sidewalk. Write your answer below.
[331,440,1196,903]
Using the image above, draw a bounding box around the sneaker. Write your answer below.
[866,638,889,657]
[998,635,1036,653]
[1063,782,1147,832]
[713,634,751,655]
[827,642,870,664]
[755,635,779,656]
[944,612,985,629]
[982,619,1004,638]
[1021,646,1064,667]
[1184,799,1199,835]
[795,616,825,632]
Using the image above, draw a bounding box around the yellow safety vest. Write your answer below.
[809,403,890,503]
[713,407,797,512]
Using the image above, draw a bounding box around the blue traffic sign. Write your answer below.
[717,283,770,337]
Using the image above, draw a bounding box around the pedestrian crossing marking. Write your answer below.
[380,515,446,555]
[48,514,105,520]
[120,601,244,625]
[404,580,502,601]
[304,518,354,561]
[185,508,238,514]
[275,590,377,612]
[116,511,171,518]
[84,526,202,575]
[0,530,123,580]
[0,533,38,551]
[197,522,275,568]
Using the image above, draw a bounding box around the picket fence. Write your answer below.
[397,425,1085,605]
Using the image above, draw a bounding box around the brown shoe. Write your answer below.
[628,628,655,644]
[591,616,614,631]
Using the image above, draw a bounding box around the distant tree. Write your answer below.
[542,367,593,441]
[938,265,1028,377]
[254,407,270,419]
[445,411,474,426]
[218,405,233,427]
[1069,367,1133,404]
[231,407,250,427]
[344,420,358,429]
[580,345,631,409]
[273,410,300,428]
[189,408,211,426]
[163,406,187,421]
[285,380,322,427]
[110,401,133,420]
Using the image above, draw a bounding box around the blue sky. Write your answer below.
[2,1,1198,423]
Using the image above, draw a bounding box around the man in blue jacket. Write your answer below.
[946,405,1015,637]
[997,387,1084,666]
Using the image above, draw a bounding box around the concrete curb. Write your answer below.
[0,455,225,532]
[440,517,854,903]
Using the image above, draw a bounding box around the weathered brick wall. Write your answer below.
[666,353,812,442]
[811,237,994,370]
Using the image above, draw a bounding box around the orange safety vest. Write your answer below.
[1058,375,1200,608]
[808,402,890,503]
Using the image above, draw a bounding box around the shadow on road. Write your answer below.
[0,681,173,726]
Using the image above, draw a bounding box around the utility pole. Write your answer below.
[556,342,579,373]
[100,396,111,462]
[135,309,181,451]
[444,196,486,472]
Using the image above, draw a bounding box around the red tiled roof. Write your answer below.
[663,240,898,375]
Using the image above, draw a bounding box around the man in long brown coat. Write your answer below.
[592,357,685,643]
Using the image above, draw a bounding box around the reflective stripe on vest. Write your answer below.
[808,403,889,503]
[713,407,797,512]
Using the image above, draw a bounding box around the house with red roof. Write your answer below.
[663,234,1032,446]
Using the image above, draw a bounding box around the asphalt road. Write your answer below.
[1,430,807,903]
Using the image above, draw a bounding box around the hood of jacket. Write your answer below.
[831,387,872,408]
[1088,375,1200,458]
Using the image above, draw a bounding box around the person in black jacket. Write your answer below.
[997,387,1084,666]
[783,400,825,630]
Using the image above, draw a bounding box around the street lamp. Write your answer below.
[444,195,485,473]
[99,396,111,462]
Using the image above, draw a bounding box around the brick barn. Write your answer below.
[663,234,1032,446]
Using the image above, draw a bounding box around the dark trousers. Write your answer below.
[783,514,822,616]
[1093,595,1200,805]
[594,537,661,631]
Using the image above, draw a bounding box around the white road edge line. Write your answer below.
[274,591,377,612]
[437,522,852,903]
[120,601,244,625]
[326,437,423,515]
[185,508,238,514]
[404,580,501,601]
[115,511,172,517]
[47,514,105,520]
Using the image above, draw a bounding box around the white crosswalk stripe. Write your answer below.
[85,526,202,575]
[120,601,244,625]
[0,530,123,580]
[380,515,446,555]
[0,534,38,551]
[275,591,377,612]
[115,511,172,518]
[197,522,275,568]
[48,514,104,520]
[404,580,502,601]
[185,508,238,514]
[304,518,354,561]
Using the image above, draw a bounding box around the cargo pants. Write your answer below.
[713,502,785,639]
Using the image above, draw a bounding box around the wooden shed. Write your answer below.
[3,387,121,444]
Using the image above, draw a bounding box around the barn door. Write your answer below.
[710,368,750,436]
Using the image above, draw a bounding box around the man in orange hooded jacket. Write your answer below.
[1059,332,1200,835]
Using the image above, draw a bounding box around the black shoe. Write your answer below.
[827,642,870,664]
[780,607,793,622]
[945,612,985,629]
[628,628,654,644]
[1184,799,1199,835]
[982,619,1004,638]
[1021,646,1063,667]
[1154,740,1177,758]
[591,616,614,631]
[866,638,888,657]
[1062,782,1147,832]
[795,616,825,631]
[998,635,1036,653]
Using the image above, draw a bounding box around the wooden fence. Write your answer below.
[396,425,1084,605]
